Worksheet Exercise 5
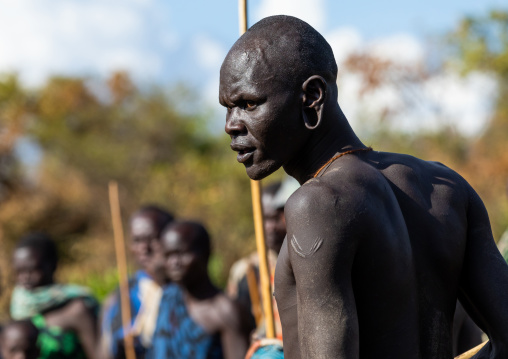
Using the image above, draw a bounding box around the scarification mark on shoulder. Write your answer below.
[290,235,323,258]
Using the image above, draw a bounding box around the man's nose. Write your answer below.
[168,256,180,268]
[225,109,247,137]
[19,272,29,283]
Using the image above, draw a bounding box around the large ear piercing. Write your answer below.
[303,107,321,130]
[302,75,326,130]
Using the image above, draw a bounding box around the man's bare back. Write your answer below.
[219,15,508,358]
[275,151,501,358]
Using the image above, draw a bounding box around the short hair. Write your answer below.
[233,15,338,86]
[16,232,58,270]
[133,204,175,238]
[164,221,211,261]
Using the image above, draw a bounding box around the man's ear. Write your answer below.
[302,75,327,130]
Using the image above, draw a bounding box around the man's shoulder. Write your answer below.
[210,292,243,330]
[377,151,471,201]
[287,163,382,219]
[284,179,378,249]
[378,151,465,180]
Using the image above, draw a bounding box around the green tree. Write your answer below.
[447,9,508,237]
[0,72,257,308]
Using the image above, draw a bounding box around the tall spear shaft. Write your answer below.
[108,181,137,359]
[238,0,276,339]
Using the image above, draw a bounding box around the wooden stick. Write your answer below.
[246,262,263,327]
[238,0,248,34]
[250,179,276,338]
[455,341,487,359]
[237,0,276,339]
[108,181,136,359]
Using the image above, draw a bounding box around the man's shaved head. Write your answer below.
[223,15,337,88]
[220,15,342,181]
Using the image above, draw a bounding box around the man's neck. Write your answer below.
[146,269,167,287]
[284,111,365,184]
[182,276,219,301]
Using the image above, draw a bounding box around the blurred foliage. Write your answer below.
[355,8,508,241]
[446,9,508,237]
[0,71,259,317]
[0,9,507,321]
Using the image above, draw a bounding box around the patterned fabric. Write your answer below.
[32,314,86,359]
[102,270,162,358]
[246,339,284,359]
[10,284,96,320]
[251,346,284,359]
[148,284,223,359]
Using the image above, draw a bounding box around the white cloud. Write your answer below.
[326,29,496,136]
[421,71,497,135]
[0,0,177,86]
[368,34,424,66]
[254,0,326,32]
[193,35,227,71]
[325,27,363,65]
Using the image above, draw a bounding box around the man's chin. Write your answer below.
[245,161,280,181]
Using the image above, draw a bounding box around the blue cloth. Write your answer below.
[251,345,284,359]
[148,284,223,359]
[102,271,150,358]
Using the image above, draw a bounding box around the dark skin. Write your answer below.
[129,212,167,286]
[98,211,168,359]
[453,301,483,356]
[12,247,98,359]
[161,223,249,359]
[219,16,508,358]
[0,321,40,359]
[263,196,286,255]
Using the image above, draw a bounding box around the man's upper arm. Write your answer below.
[219,297,249,359]
[285,183,363,359]
[459,185,508,354]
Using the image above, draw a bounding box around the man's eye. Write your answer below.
[245,101,256,109]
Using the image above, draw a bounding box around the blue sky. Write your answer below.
[0,0,505,135]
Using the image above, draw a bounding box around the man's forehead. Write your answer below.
[222,46,273,80]
[14,247,38,261]
[131,216,156,236]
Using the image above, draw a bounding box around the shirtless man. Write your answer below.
[100,205,174,359]
[219,15,508,359]
[150,221,249,359]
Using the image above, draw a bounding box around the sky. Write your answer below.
[0,0,505,136]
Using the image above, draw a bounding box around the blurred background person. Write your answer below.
[0,320,40,359]
[100,205,174,359]
[150,221,249,359]
[11,232,98,359]
[227,177,299,339]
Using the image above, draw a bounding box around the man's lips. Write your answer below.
[167,268,185,280]
[230,143,256,163]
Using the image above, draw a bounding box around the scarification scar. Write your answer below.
[291,235,323,258]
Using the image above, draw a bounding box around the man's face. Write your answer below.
[0,325,39,359]
[13,248,52,290]
[130,214,158,269]
[264,206,286,254]
[219,47,306,180]
[161,228,204,286]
